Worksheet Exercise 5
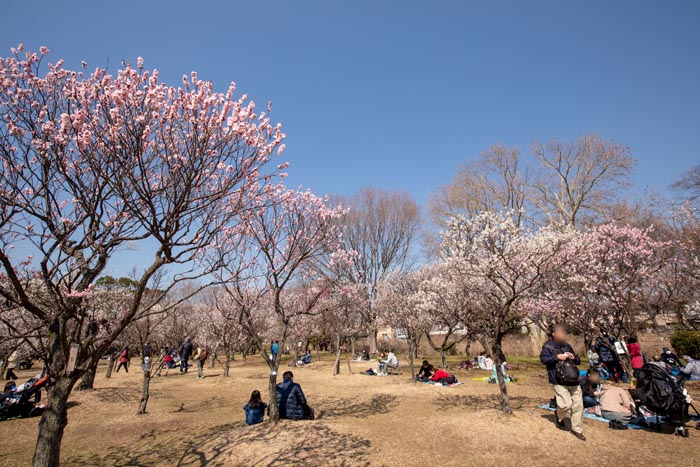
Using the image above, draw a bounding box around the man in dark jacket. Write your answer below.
[179,337,193,374]
[594,337,627,383]
[540,324,585,441]
[276,371,309,420]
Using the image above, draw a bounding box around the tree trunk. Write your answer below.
[345,353,353,374]
[136,371,150,415]
[440,348,447,369]
[77,367,95,391]
[0,354,8,381]
[104,355,115,379]
[32,377,75,467]
[492,342,512,415]
[369,328,379,354]
[223,352,230,377]
[332,334,342,376]
[209,352,216,369]
[408,341,416,382]
[267,358,280,422]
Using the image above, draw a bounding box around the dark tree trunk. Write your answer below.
[408,341,416,382]
[369,328,379,354]
[440,348,447,369]
[492,342,512,415]
[32,377,75,467]
[77,367,95,391]
[332,334,342,376]
[104,355,115,379]
[267,356,280,421]
[0,354,8,381]
[209,352,215,369]
[223,352,231,377]
[136,371,150,414]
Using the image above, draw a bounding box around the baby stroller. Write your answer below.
[636,363,696,437]
[0,375,49,421]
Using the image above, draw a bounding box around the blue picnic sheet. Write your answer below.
[538,404,645,429]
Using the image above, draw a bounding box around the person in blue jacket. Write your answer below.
[244,390,268,425]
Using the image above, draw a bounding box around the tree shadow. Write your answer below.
[315,394,398,420]
[66,421,373,467]
[93,386,145,403]
[433,393,539,412]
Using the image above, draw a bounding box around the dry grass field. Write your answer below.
[1,354,698,467]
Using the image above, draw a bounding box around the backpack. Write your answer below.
[546,343,580,386]
[555,360,580,386]
[199,349,209,362]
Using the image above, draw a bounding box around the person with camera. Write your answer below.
[540,323,586,441]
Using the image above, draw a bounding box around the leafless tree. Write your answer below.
[429,145,531,231]
[532,133,635,227]
[335,188,420,353]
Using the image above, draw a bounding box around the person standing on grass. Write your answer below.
[115,346,130,373]
[540,324,586,441]
[179,337,193,374]
[193,345,208,379]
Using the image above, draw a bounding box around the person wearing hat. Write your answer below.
[660,347,683,369]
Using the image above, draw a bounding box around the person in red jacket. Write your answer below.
[430,368,455,384]
[625,336,643,377]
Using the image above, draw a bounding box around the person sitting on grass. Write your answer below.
[378,350,399,375]
[276,371,312,420]
[677,356,700,384]
[244,389,268,425]
[417,360,434,381]
[430,368,457,385]
[598,383,636,424]
[580,368,602,409]
[489,361,511,384]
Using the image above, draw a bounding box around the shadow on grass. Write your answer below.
[66,421,372,467]
[315,393,398,420]
[433,393,540,412]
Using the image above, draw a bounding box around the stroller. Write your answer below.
[636,363,697,437]
[0,375,49,421]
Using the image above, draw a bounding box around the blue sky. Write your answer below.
[2,0,699,275]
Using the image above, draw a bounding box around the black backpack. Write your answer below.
[555,360,580,386]
[546,343,580,386]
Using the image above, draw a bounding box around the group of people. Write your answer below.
[541,324,697,441]
[244,371,314,425]
[110,337,211,379]
[416,360,458,384]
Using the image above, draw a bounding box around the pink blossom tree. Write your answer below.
[442,211,574,414]
[0,46,284,466]
[378,270,433,380]
[532,224,669,376]
[417,261,476,369]
[209,185,347,421]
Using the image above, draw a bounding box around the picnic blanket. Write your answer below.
[538,404,644,429]
[422,380,464,387]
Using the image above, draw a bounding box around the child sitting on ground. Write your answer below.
[244,390,268,425]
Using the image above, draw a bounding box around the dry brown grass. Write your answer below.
[1,355,698,467]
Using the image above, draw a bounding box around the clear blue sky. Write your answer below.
[2,0,699,274]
